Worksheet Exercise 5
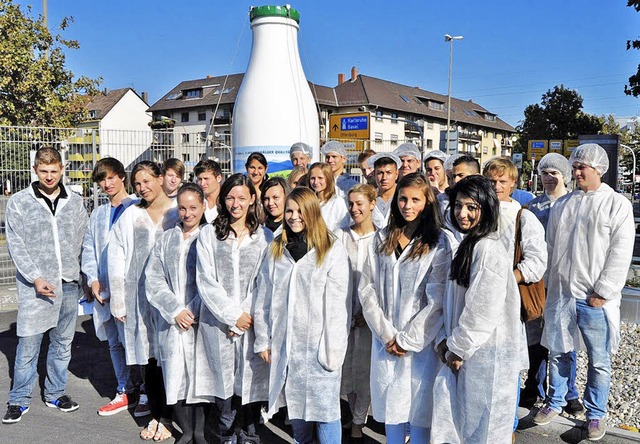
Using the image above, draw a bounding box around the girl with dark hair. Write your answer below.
[308,162,349,231]
[253,187,350,444]
[261,177,290,235]
[195,173,273,444]
[145,183,209,444]
[431,175,525,443]
[358,173,450,443]
[245,152,269,201]
[108,160,179,441]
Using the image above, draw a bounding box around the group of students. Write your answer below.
[2,139,634,444]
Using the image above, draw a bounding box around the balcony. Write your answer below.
[458,130,482,142]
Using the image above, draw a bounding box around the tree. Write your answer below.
[515,85,603,152]
[0,0,101,127]
[625,0,640,97]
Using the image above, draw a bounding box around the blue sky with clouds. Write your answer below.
[18,0,640,127]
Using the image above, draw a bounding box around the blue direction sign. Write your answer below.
[531,141,545,148]
[341,116,368,131]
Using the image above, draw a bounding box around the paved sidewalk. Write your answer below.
[0,309,638,443]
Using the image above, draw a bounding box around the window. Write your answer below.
[391,113,398,123]
[182,153,191,162]
[428,101,444,111]
[181,133,190,144]
[181,112,189,122]
[213,87,235,95]
[198,111,206,121]
[376,110,383,121]
[426,139,433,149]
[374,132,383,142]
[88,110,97,119]
[484,113,496,122]
[426,122,434,130]
[400,95,411,103]
[200,132,207,143]
[483,146,488,154]
[390,134,398,144]
[184,89,202,98]
[166,92,182,100]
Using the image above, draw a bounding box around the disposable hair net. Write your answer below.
[321,140,347,157]
[569,143,609,175]
[444,153,464,172]
[424,149,448,164]
[537,153,572,184]
[393,143,421,160]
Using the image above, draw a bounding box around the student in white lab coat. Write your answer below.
[196,173,272,444]
[358,173,447,444]
[82,158,139,417]
[254,187,351,444]
[335,184,378,439]
[261,177,290,235]
[194,159,223,223]
[108,160,179,441]
[431,175,524,444]
[308,162,350,231]
[162,158,186,199]
[145,183,210,444]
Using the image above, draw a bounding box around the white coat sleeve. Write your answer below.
[81,215,99,286]
[594,200,635,300]
[318,245,351,371]
[358,243,398,345]
[395,244,449,353]
[108,220,127,318]
[516,210,548,283]
[253,253,272,354]
[145,237,185,324]
[196,226,243,327]
[447,247,508,361]
[5,197,43,283]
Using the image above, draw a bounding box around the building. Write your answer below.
[66,88,152,185]
[148,68,516,173]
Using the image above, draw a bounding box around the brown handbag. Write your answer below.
[514,209,546,322]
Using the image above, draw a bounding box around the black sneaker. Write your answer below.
[564,398,585,415]
[2,405,29,424]
[45,395,79,413]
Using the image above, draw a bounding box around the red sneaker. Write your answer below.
[97,392,129,416]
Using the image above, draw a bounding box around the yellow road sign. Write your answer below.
[329,113,370,140]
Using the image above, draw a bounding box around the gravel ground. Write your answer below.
[574,322,640,430]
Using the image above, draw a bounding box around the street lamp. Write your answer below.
[444,34,463,155]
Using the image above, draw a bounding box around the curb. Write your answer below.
[518,407,640,442]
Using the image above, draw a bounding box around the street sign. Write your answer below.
[329,113,370,140]
[528,140,548,160]
[549,140,563,154]
[512,153,523,169]
[563,139,579,157]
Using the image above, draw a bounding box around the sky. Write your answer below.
[15,0,640,128]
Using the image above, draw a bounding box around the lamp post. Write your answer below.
[444,34,463,155]
[621,143,636,201]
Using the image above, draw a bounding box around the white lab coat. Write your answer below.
[335,227,375,404]
[358,230,449,428]
[320,194,350,231]
[194,224,273,403]
[431,232,524,444]
[253,240,351,422]
[145,224,211,405]
[81,195,138,341]
[371,196,392,229]
[542,183,635,354]
[5,185,88,337]
[108,204,180,365]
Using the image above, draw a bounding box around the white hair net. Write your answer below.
[537,153,572,184]
[393,143,421,160]
[569,143,609,175]
[424,149,448,164]
[443,153,464,173]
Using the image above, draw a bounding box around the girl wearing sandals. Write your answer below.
[308,162,350,231]
[334,184,377,440]
[254,187,351,444]
[195,173,273,444]
[358,173,449,444]
[145,183,211,444]
[108,161,179,441]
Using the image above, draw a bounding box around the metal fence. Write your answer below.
[0,125,411,286]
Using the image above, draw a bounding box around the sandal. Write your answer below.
[153,422,173,442]
[140,419,158,440]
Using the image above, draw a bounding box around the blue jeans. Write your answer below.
[103,315,130,393]
[290,419,341,444]
[9,282,79,406]
[385,423,429,444]
[548,299,611,419]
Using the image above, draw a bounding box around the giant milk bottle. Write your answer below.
[232,5,319,174]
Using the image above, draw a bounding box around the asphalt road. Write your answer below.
[0,310,637,444]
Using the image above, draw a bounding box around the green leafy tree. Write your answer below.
[0,0,101,127]
[625,0,640,97]
[515,85,603,153]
